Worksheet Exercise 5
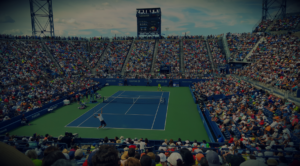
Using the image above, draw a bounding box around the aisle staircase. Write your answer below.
[150,39,159,73]
[180,39,184,72]
[231,74,300,105]
[206,40,216,71]
[265,19,277,32]
[243,37,265,62]
[121,39,135,74]
[93,41,111,73]
[222,34,231,61]
[68,41,92,71]
[41,41,64,74]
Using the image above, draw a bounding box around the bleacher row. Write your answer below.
[1,132,299,166]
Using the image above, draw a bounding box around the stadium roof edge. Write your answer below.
[136,7,161,10]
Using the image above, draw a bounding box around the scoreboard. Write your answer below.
[136,8,161,37]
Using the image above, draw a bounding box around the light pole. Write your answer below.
[165,27,169,37]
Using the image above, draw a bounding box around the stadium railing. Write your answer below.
[197,105,215,142]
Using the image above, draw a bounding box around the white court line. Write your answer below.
[151,92,164,129]
[65,126,164,131]
[163,91,170,130]
[124,96,140,114]
[76,91,125,127]
[119,91,164,93]
[102,113,154,116]
[64,91,121,127]
[118,95,163,98]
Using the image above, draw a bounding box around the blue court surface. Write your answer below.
[65,91,170,130]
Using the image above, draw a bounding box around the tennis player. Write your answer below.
[94,108,106,129]
[158,83,162,91]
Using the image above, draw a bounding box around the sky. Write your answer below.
[0,0,300,37]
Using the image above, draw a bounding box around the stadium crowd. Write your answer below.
[270,15,300,31]
[0,40,60,86]
[183,39,212,79]
[85,41,108,68]
[235,34,300,92]
[154,40,180,73]
[208,39,227,67]
[191,76,256,97]
[125,40,155,73]
[203,90,300,160]
[97,41,132,73]
[226,33,263,61]
[2,131,300,166]
[45,41,89,75]
[0,76,99,123]
[253,19,273,32]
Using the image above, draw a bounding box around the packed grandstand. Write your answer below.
[1,12,300,166]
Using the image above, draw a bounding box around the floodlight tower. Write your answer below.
[262,0,286,21]
[29,0,55,37]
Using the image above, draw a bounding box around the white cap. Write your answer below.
[158,153,167,162]
[167,153,183,166]
[258,153,263,156]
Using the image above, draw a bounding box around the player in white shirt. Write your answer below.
[93,108,106,129]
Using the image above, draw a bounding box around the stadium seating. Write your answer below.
[45,41,88,75]
[235,34,300,92]
[253,19,273,32]
[270,15,300,31]
[208,39,227,67]
[154,40,180,73]
[125,40,155,74]
[97,41,132,73]
[183,39,211,79]
[226,33,263,61]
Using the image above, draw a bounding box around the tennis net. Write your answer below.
[103,96,165,104]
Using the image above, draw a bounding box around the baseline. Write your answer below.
[76,91,125,127]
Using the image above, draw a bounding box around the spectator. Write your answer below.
[51,159,78,166]
[42,151,66,166]
[128,148,136,158]
[21,114,30,125]
[167,152,183,166]
[267,159,278,166]
[92,145,119,166]
[140,155,152,166]
[43,146,60,158]
[206,151,221,166]
[195,153,205,165]
[60,132,73,148]
[121,151,129,165]
[125,158,141,166]
[157,153,167,166]
[179,148,195,166]
[74,149,85,165]
[25,149,42,166]
[217,135,224,143]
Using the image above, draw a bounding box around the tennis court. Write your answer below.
[65,91,170,130]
